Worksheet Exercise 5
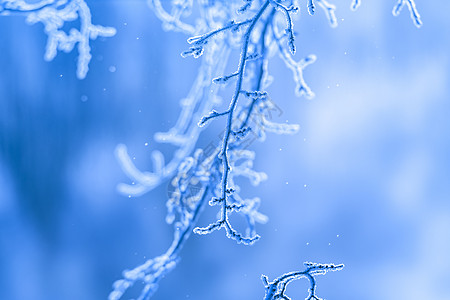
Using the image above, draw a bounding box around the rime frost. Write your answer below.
[0,0,116,79]
[262,262,344,300]
[111,0,422,299]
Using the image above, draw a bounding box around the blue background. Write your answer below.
[1,1,449,299]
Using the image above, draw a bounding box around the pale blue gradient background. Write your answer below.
[1,1,449,299]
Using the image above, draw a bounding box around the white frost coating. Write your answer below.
[115,29,231,198]
[1,0,116,79]
[151,150,165,176]
[351,0,423,28]
[261,115,300,134]
[115,144,161,196]
[111,1,422,299]
[273,15,317,99]
[147,0,196,34]
[350,0,361,11]
[316,0,337,27]
[232,160,268,186]
[392,0,422,28]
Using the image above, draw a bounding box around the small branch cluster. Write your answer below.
[350,0,422,28]
[0,0,116,79]
[262,262,344,300]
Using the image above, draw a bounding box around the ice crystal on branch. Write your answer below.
[0,0,116,79]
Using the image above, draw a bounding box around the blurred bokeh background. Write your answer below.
[1,1,449,299]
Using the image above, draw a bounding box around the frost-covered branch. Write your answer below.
[182,18,253,58]
[192,0,271,245]
[191,1,307,245]
[351,0,422,28]
[350,0,361,11]
[0,0,116,79]
[112,0,422,299]
[269,0,297,54]
[147,0,195,34]
[115,12,232,197]
[272,18,316,99]
[110,180,210,300]
[262,262,344,300]
[307,0,337,27]
[392,0,422,27]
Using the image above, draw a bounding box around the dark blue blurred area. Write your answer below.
[1,1,450,300]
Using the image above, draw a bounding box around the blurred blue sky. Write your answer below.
[1,1,449,299]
